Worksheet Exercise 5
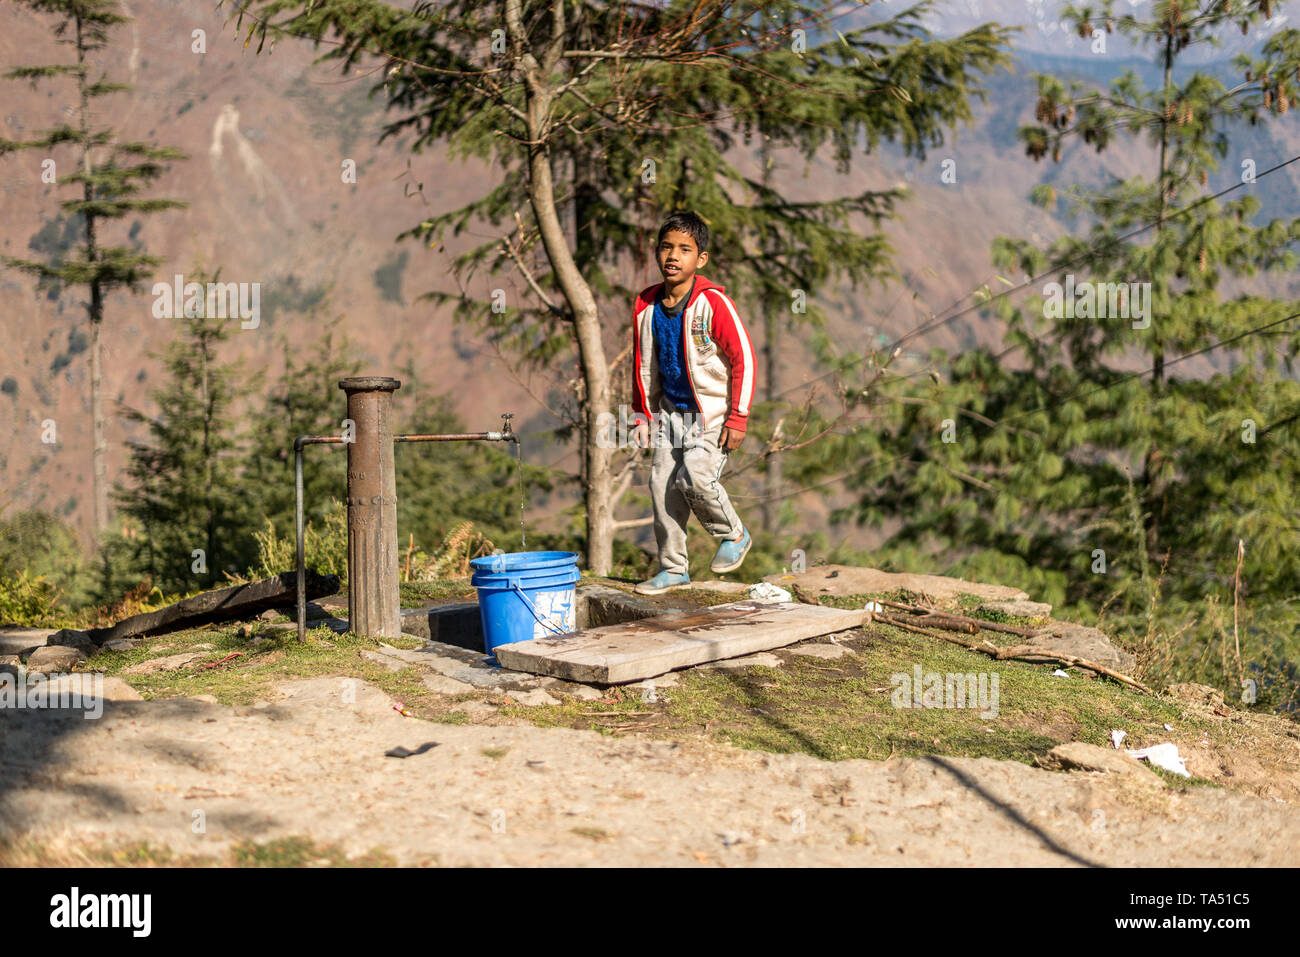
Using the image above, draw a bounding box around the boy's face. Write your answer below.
[657,229,707,284]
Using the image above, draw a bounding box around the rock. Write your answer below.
[45,674,144,702]
[1166,682,1225,709]
[259,609,283,622]
[1039,742,1161,782]
[0,655,22,678]
[24,645,88,673]
[122,652,205,675]
[49,629,97,654]
[505,688,560,707]
[375,644,529,689]
[454,700,498,715]
[422,674,477,695]
[360,649,409,672]
[0,627,56,656]
[786,642,849,660]
[191,694,220,704]
[977,599,1052,620]
[564,685,604,701]
[1027,622,1136,673]
[700,652,783,671]
[102,638,141,652]
[765,565,1029,603]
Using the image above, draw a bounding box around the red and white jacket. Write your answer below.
[631,275,756,435]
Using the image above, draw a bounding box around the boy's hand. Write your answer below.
[633,421,650,449]
[720,426,745,452]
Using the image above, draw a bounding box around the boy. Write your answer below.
[631,211,755,595]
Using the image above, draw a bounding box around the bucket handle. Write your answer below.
[510,582,571,638]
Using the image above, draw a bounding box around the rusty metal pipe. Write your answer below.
[292,408,517,641]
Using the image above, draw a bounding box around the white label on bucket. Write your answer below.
[532,589,575,639]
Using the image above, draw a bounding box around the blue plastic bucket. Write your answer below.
[469,551,580,654]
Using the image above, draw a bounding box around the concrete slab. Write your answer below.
[698,652,783,671]
[493,600,867,683]
[400,602,482,651]
[785,642,851,659]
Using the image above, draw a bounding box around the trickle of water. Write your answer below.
[513,438,527,549]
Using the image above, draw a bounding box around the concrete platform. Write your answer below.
[493,600,868,684]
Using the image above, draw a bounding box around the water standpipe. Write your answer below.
[293,376,519,641]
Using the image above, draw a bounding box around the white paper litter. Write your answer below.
[1052,668,1070,677]
[1110,729,1127,749]
[863,600,884,613]
[1126,742,1191,777]
[747,582,792,604]
[1164,723,1174,731]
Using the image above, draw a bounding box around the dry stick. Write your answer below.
[874,598,1045,638]
[875,612,1154,695]
[1233,539,1245,691]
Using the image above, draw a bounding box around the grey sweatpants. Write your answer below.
[649,397,744,575]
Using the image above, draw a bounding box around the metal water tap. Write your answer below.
[500,412,516,443]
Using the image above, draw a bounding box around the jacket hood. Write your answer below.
[638,274,724,309]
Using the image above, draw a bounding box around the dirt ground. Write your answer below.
[2,675,1297,866]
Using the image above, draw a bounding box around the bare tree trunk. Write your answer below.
[508,0,614,574]
[759,136,780,533]
[77,12,109,537]
[90,313,107,534]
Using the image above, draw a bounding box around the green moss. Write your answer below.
[501,617,1198,768]
[91,622,476,721]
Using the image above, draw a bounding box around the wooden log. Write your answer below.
[87,571,341,645]
[875,612,1153,694]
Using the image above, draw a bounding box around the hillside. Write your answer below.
[4,0,1300,549]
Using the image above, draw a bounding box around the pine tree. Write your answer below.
[0,0,187,538]
[833,1,1300,699]
[241,314,363,535]
[113,273,254,596]
[226,0,1014,572]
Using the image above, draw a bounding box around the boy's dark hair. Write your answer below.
[657,211,709,255]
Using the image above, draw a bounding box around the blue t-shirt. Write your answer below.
[653,279,699,412]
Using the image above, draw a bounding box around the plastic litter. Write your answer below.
[863,600,884,613]
[393,702,414,718]
[1163,723,1174,731]
[1126,742,1191,777]
[1052,668,1070,677]
[1110,729,1127,749]
[747,582,792,603]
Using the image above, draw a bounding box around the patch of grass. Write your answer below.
[480,746,509,760]
[398,578,477,606]
[231,836,394,867]
[88,622,494,723]
[0,836,395,867]
[501,618,1203,770]
[571,826,613,841]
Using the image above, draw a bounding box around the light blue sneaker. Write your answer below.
[710,527,752,574]
[635,569,692,595]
